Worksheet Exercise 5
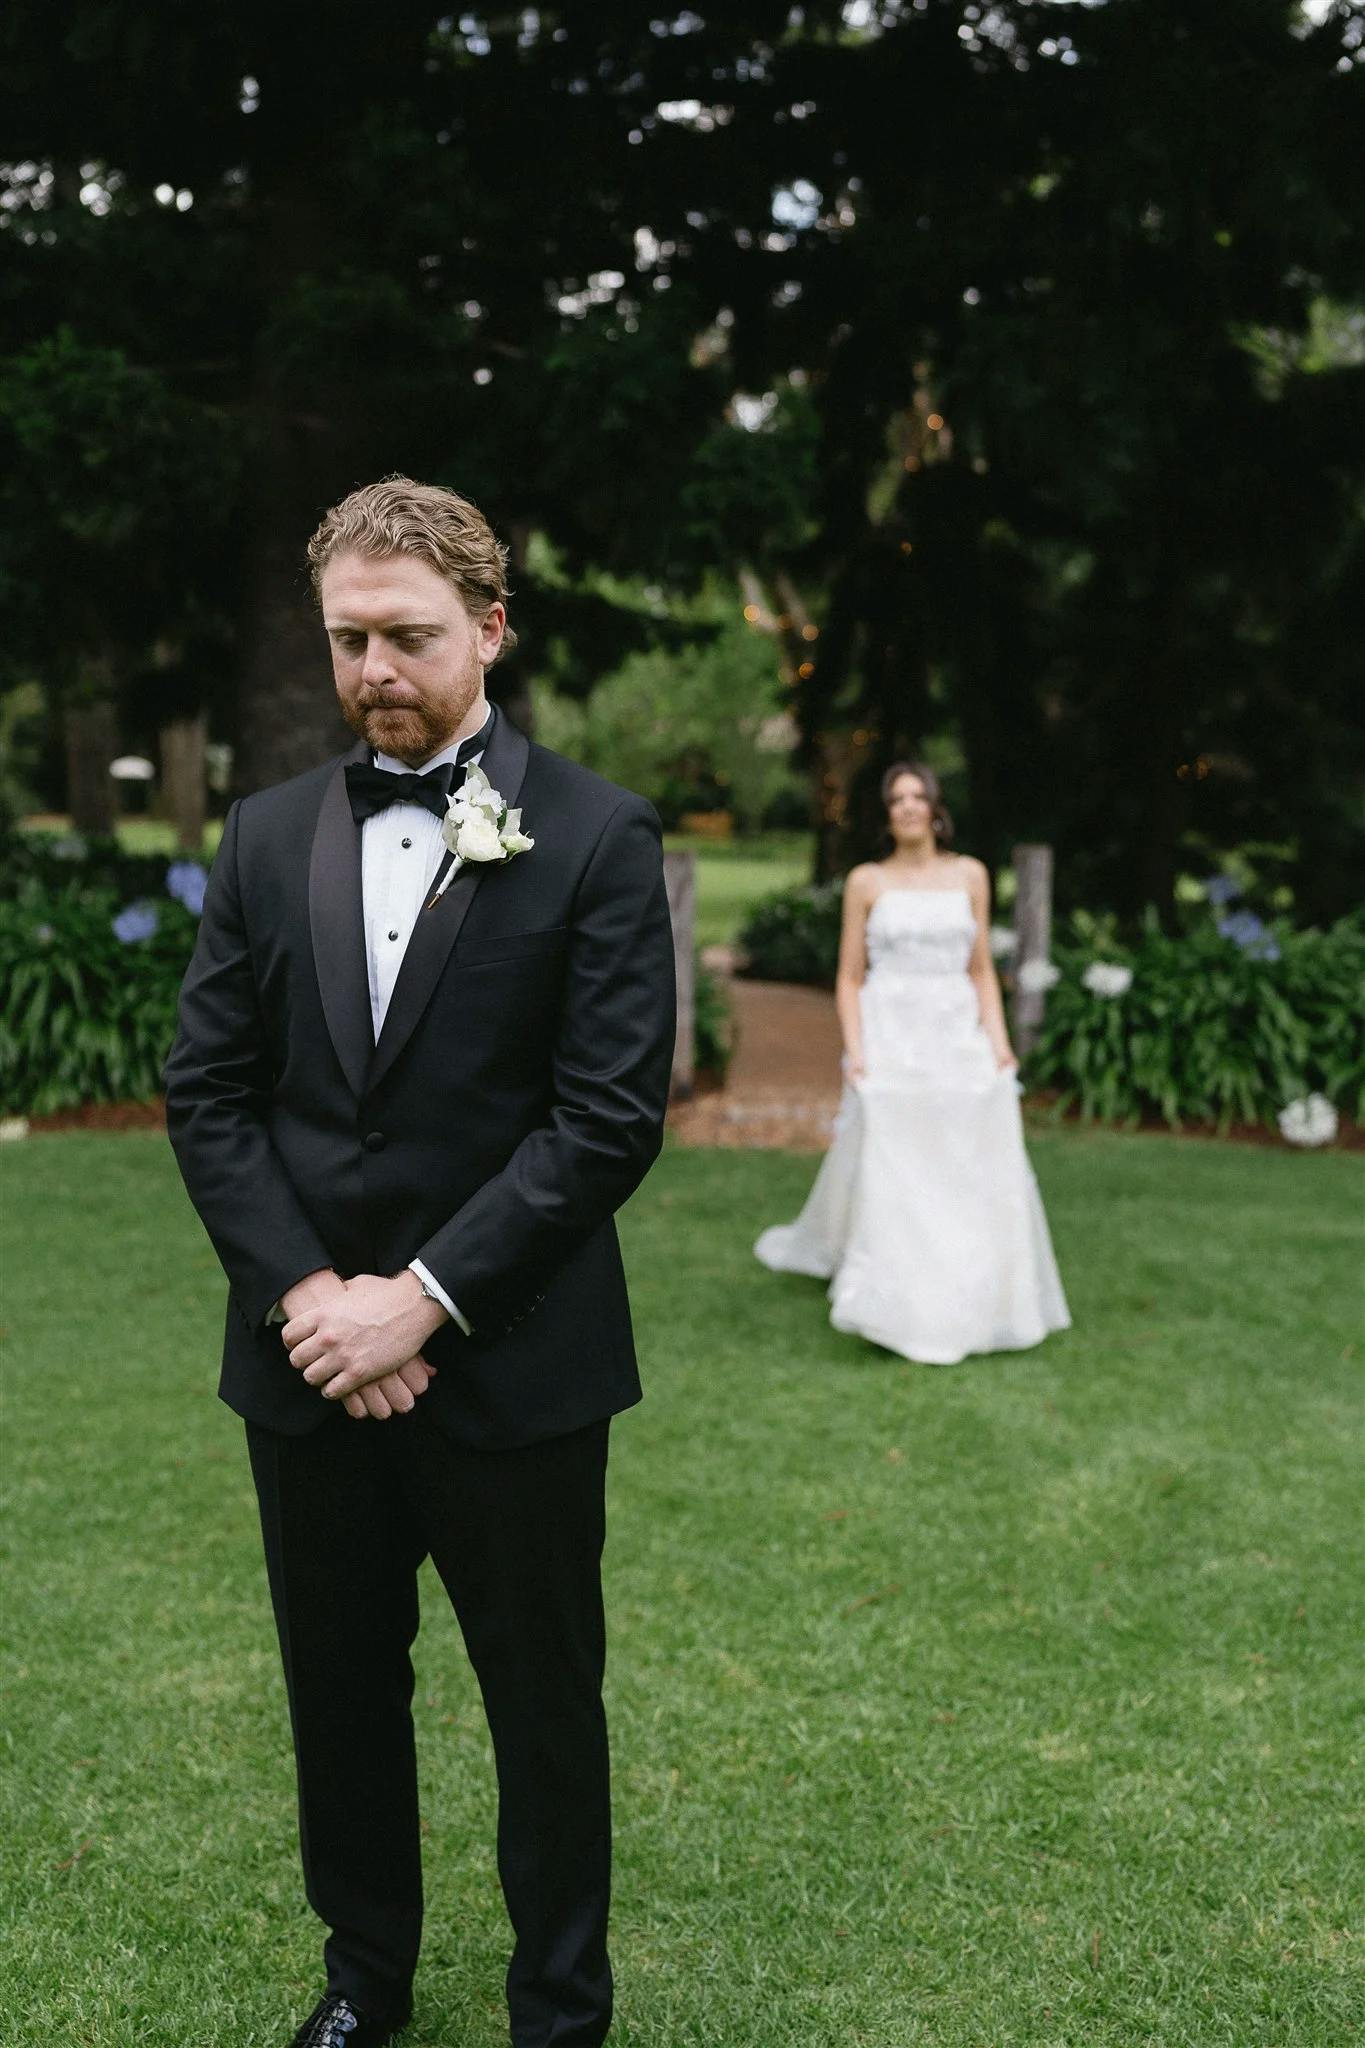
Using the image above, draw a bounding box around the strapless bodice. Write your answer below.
[865,888,976,978]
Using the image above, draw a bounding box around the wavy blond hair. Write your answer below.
[307,475,517,659]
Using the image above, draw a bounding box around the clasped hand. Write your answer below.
[280,1270,449,1422]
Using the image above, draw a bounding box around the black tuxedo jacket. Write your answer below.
[164,710,676,1449]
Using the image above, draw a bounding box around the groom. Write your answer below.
[165,477,676,2048]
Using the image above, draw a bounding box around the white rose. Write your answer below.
[440,804,466,857]
[1082,962,1133,998]
[989,925,1017,960]
[1277,1094,1338,1148]
[1016,957,1061,995]
[453,809,507,863]
[458,763,501,816]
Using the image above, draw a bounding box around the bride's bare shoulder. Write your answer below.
[844,862,883,903]
[955,853,990,889]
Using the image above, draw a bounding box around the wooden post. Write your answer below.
[1012,842,1054,1058]
[159,714,209,853]
[63,694,118,836]
[664,849,696,1101]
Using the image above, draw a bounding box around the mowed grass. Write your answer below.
[1,1131,1361,2046]
[664,831,810,949]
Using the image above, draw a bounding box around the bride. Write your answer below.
[754,762,1070,1366]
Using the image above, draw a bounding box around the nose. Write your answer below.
[360,638,398,688]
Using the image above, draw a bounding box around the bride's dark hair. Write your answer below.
[880,760,954,848]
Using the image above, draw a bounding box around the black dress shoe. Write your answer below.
[288,1994,406,2047]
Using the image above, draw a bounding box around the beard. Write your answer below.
[339,651,484,765]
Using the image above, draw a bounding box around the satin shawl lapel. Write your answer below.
[308,741,373,1099]
[368,707,531,1094]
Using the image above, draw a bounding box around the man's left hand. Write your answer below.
[283,1271,449,1402]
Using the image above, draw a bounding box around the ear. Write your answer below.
[477,602,507,668]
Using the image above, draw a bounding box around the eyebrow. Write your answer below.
[324,619,447,635]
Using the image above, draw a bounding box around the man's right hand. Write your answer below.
[278,1269,437,1420]
[343,1356,437,1421]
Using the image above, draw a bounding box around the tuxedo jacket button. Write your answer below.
[363,1130,386,1152]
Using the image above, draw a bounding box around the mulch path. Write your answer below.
[670,976,845,1152]
[25,1099,168,1134]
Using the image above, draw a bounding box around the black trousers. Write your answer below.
[246,1408,614,2048]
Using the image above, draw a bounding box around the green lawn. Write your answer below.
[664,831,810,949]
[1,1132,1361,2046]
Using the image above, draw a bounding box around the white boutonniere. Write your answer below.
[428,762,535,905]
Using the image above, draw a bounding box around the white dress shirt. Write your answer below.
[364,731,486,1336]
[269,725,487,1338]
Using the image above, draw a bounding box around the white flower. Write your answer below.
[454,762,501,819]
[500,806,535,855]
[989,925,1017,960]
[432,761,536,900]
[0,1116,29,1143]
[1277,1094,1338,1148]
[1016,957,1061,995]
[1082,961,1133,998]
[448,807,506,864]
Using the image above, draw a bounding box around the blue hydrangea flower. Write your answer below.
[1204,874,1240,907]
[166,859,209,915]
[113,900,160,944]
[1218,910,1262,946]
[1218,910,1279,961]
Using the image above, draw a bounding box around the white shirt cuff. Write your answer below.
[409,1259,472,1336]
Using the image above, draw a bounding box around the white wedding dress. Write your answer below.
[754,887,1071,1365]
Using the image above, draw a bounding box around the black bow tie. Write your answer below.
[344,719,492,825]
[345,760,454,824]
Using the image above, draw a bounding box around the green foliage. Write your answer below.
[7,1,1362,898]
[693,958,735,1081]
[738,881,843,986]
[0,330,241,697]
[532,621,803,831]
[0,881,198,1114]
[740,879,1364,1130]
[667,833,812,951]
[1,826,182,902]
[0,683,46,830]
[678,385,822,569]
[0,845,732,1109]
[1027,913,1365,1131]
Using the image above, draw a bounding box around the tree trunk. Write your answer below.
[159,714,208,852]
[1011,843,1054,1058]
[232,389,352,794]
[63,688,118,836]
[233,161,357,795]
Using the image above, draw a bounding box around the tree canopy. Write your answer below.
[4,1,1362,912]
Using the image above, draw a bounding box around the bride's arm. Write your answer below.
[963,860,1017,1069]
[835,867,876,1081]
